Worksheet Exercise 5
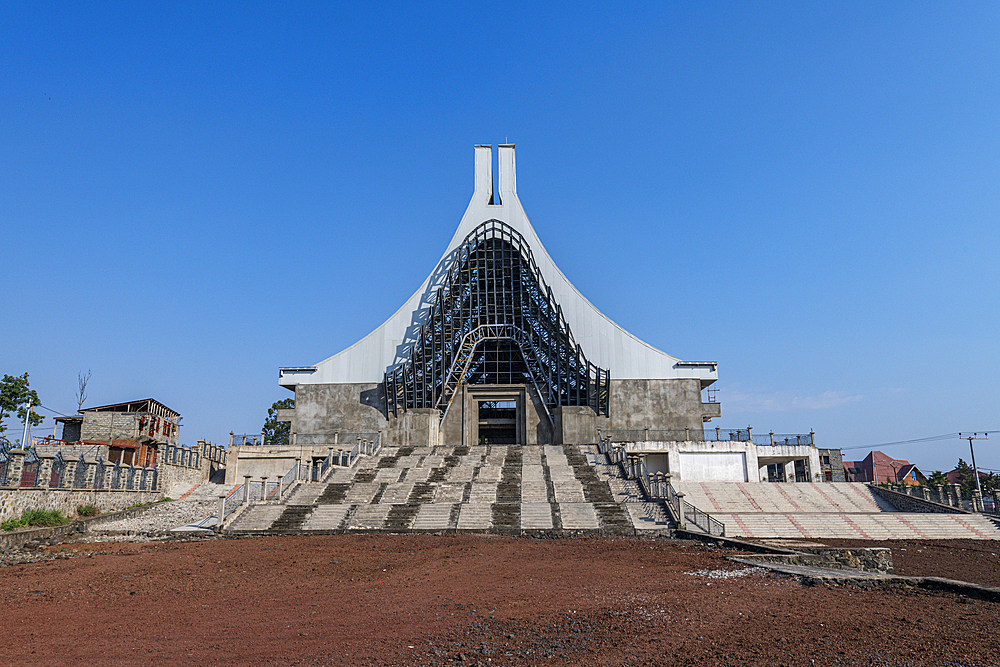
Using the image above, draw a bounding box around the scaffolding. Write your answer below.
[385,219,610,423]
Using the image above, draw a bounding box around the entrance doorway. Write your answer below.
[478,400,517,444]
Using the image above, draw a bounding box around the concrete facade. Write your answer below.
[276,145,719,449]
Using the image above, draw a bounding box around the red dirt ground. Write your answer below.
[2,535,998,666]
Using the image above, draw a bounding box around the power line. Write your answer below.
[840,433,961,451]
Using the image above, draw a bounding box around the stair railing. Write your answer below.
[596,433,725,537]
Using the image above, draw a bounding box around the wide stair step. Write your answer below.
[227,443,675,535]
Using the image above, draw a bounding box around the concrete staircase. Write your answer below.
[228,444,671,535]
[673,481,1000,540]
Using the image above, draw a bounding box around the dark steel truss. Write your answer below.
[385,219,610,423]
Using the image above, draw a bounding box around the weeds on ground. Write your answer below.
[2,509,71,531]
[76,504,99,517]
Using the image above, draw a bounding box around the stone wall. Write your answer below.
[0,487,162,523]
[80,412,180,447]
[819,448,846,482]
[870,486,968,514]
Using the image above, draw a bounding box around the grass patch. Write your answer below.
[2,509,71,531]
[76,504,99,517]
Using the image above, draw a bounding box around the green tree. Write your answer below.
[923,470,949,487]
[263,398,294,446]
[954,458,978,494]
[0,373,42,437]
[981,472,999,495]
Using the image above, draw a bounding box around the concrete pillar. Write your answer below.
[675,491,687,530]
[972,490,982,513]
[276,475,284,501]
[243,475,252,503]
[783,461,796,483]
[922,486,931,501]
[261,476,268,500]
[951,484,963,508]
[218,494,227,529]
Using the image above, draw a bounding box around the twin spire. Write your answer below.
[474,144,516,206]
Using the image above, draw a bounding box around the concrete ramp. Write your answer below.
[674,481,1000,540]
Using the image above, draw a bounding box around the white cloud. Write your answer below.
[721,388,863,412]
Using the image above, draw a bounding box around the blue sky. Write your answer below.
[2,2,997,473]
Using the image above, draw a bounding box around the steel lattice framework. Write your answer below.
[385,219,610,423]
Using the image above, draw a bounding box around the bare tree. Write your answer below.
[76,369,91,413]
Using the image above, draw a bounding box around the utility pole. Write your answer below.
[960,432,988,498]
[20,398,33,449]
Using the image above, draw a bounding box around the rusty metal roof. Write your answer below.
[81,398,180,419]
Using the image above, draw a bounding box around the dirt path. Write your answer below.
[2,535,998,666]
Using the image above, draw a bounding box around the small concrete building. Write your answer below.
[53,398,180,466]
[277,145,720,450]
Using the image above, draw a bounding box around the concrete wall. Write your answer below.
[293,383,387,435]
[440,384,552,446]
[34,443,109,460]
[225,445,305,484]
[290,377,711,447]
[555,406,596,445]
[607,378,706,432]
[624,439,760,482]
[679,452,748,482]
[160,459,213,496]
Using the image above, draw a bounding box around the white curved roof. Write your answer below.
[280,145,717,386]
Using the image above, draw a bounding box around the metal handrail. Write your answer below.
[221,484,245,520]
[597,434,724,536]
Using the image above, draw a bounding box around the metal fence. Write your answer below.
[73,458,90,488]
[0,452,10,487]
[20,450,41,487]
[49,452,66,488]
[93,459,107,489]
[280,463,299,498]
[600,427,814,447]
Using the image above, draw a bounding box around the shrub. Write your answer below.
[76,504,99,517]
[21,509,70,527]
[1,517,25,532]
[1,509,70,531]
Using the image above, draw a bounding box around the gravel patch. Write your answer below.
[90,498,218,534]
[685,566,765,579]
